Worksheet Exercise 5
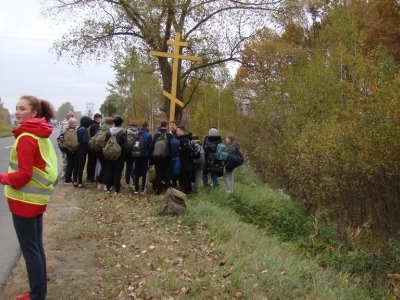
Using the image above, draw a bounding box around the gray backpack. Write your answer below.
[159,188,187,215]
[153,133,169,160]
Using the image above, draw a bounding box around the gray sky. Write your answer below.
[0,0,115,117]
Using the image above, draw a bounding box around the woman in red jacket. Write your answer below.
[0,95,57,300]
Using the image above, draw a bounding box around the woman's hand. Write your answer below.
[0,172,11,185]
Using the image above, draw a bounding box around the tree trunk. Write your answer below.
[158,57,184,124]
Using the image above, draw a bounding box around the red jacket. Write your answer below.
[7,118,53,218]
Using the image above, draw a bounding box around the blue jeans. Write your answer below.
[203,170,219,188]
[12,213,46,300]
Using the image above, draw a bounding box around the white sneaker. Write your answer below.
[134,190,139,195]
[106,190,111,194]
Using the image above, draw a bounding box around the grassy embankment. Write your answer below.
[0,164,392,299]
[0,124,14,137]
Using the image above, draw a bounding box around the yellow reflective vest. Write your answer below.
[5,132,58,206]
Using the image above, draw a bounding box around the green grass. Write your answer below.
[0,124,14,137]
[178,199,375,299]
[181,164,389,298]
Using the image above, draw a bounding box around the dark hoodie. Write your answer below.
[178,133,195,171]
[203,135,223,153]
[137,127,153,158]
[77,116,92,154]
[7,118,54,217]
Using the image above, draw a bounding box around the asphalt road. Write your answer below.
[0,127,63,288]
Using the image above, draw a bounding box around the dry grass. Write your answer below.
[0,183,237,300]
[0,180,376,300]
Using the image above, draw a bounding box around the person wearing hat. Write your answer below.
[104,116,126,194]
[203,127,223,188]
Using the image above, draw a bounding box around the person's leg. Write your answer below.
[73,153,79,184]
[77,153,87,185]
[125,157,133,185]
[202,169,209,187]
[61,152,67,178]
[141,159,149,192]
[86,151,96,181]
[134,159,142,192]
[12,214,46,300]
[162,161,172,192]
[106,160,115,191]
[36,214,47,296]
[64,152,74,183]
[155,163,163,195]
[223,170,234,192]
[113,158,125,193]
[211,172,219,188]
[97,153,105,184]
[194,169,202,192]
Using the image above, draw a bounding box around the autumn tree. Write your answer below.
[100,94,119,117]
[56,102,75,121]
[42,0,284,123]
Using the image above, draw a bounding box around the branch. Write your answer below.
[183,73,204,109]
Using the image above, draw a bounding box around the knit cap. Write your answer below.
[208,128,218,136]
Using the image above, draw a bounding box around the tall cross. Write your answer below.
[150,32,202,122]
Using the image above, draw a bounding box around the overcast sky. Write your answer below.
[0,0,115,117]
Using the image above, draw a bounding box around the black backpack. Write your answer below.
[131,132,146,158]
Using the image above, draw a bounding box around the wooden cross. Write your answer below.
[150,32,202,122]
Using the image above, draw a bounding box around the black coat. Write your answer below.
[178,133,195,171]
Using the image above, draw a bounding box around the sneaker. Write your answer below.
[15,292,30,300]
[64,182,72,185]
[106,190,111,194]
[97,184,104,190]
[134,190,139,195]
[114,192,121,195]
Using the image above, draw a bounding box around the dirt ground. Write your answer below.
[0,182,231,300]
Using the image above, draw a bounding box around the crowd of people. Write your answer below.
[58,112,242,196]
[1,96,242,300]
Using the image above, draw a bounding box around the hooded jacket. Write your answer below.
[178,133,195,171]
[227,140,240,159]
[7,118,54,217]
[137,127,153,158]
[77,116,92,154]
[104,125,125,158]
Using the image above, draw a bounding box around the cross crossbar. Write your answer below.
[150,32,202,122]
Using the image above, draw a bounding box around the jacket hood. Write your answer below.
[127,126,138,134]
[179,133,192,140]
[206,135,222,143]
[110,126,123,135]
[13,118,53,138]
[100,123,111,131]
[139,127,149,134]
[80,116,92,128]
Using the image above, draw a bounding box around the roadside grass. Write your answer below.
[0,124,14,137]
[1,174,383,299]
